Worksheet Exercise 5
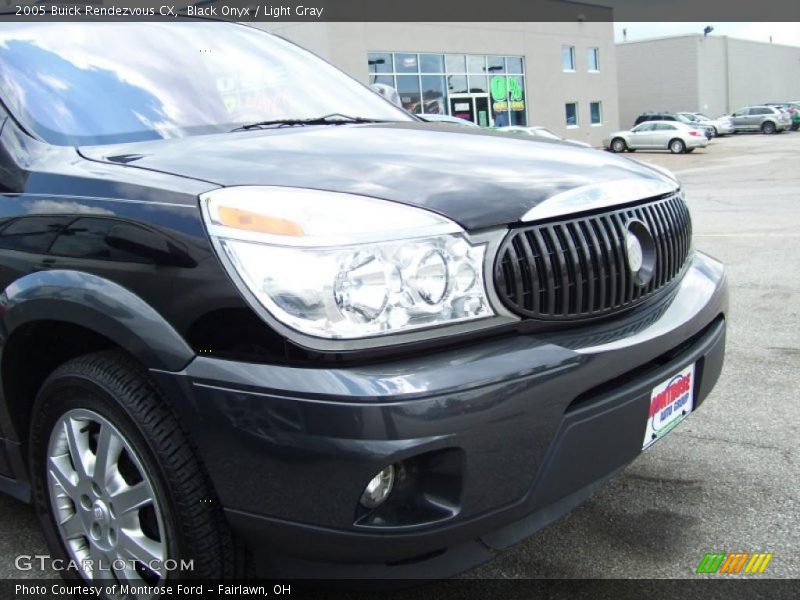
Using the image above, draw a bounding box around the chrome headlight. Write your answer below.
[201,187,495,341]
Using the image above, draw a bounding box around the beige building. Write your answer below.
[257,22,621,146]
[617,34,800,127]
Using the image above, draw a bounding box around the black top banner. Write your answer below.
[2,0,800,22]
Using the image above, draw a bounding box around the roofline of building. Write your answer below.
[616,33,800,50]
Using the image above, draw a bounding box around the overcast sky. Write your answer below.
[614,22,800,46]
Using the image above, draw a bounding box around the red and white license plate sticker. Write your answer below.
[643,363,695,450]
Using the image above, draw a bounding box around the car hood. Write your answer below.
[81,123,677,231]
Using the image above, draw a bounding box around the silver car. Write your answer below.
[416,113,479,127]
[497,125,593,147]
[604,121,708,154]
[728,105,791,134]
[679,112,734,136]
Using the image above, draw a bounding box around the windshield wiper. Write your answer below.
[231,113,391,131]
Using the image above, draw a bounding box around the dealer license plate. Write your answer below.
[643,363,695,450]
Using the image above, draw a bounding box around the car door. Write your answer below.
[730,108,749,130]
[747,107,769,130]
[652,123,678,149]
[628,122,656,148]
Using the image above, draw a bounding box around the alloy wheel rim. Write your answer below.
[46,408,167,586]
[672,141,682,152]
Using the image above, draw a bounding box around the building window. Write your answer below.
[590,101,602,125]
[587,48,600,72]
[565,102,579,127]
[367,53,393,74]
[367,52,527,126]
[562,46,575,72]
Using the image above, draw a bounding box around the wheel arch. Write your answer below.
[610,136,627,151]
[669,137,686,151]
[0,270,195,446]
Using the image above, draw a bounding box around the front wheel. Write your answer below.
[610,137,627,153]
[29,351,243,588]
[669,138,686,154]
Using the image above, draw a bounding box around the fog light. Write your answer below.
[359,465,395,509]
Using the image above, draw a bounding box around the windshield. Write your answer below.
[675,114,694,124]
[680,114,699,122]
[0,22,411,146]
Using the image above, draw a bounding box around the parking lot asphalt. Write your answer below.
[1,132,798,581]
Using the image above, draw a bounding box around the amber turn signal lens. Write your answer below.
[217,206,305,236]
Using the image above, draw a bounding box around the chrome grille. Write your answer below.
[495,194,692,320]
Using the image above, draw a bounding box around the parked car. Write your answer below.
[634,112,715,139]
[370,83,402,107]
[765,103,800,131]
[728,105,791,134]
[678,112,734,136]
[0,22,727,586]
[790,104,800,131]
[605,121,709,153]
[417,113,480,127]
[496,125,593,147]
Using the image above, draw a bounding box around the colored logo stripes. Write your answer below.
[696,552,773,574]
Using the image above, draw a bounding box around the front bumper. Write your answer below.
[154,251,728,578]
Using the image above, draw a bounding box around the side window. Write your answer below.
[749,107,765,116]
[0,216,74,253]
[733,109,747,117]
[49,217,152,263]
[664,116,677,121]
[561,46,575,72]
[565,102,578,126]
[587,48,600,72]
[633,123,654,132]
[655,123,676,131]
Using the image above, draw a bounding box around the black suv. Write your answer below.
[0,23,727,585]
[634,112,715,139]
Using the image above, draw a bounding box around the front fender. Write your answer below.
[0,269,195,372]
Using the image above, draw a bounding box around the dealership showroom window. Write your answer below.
[369,51,528,126]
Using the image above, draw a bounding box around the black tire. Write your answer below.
[712,126,719,137]
[686,148,695,153]
[29,350,245,586]
[628,149,636,152]
[610,137,627,153]
[761,121,776,134]
[669,138,686,154]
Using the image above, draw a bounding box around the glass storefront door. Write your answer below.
[448,94,491,127]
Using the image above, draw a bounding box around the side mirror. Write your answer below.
[105,223,196,267]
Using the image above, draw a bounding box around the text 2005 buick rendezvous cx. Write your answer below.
[0,22,726,586]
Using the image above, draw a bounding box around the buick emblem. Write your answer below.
[625,230,644,273]
[624,220,656,286]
